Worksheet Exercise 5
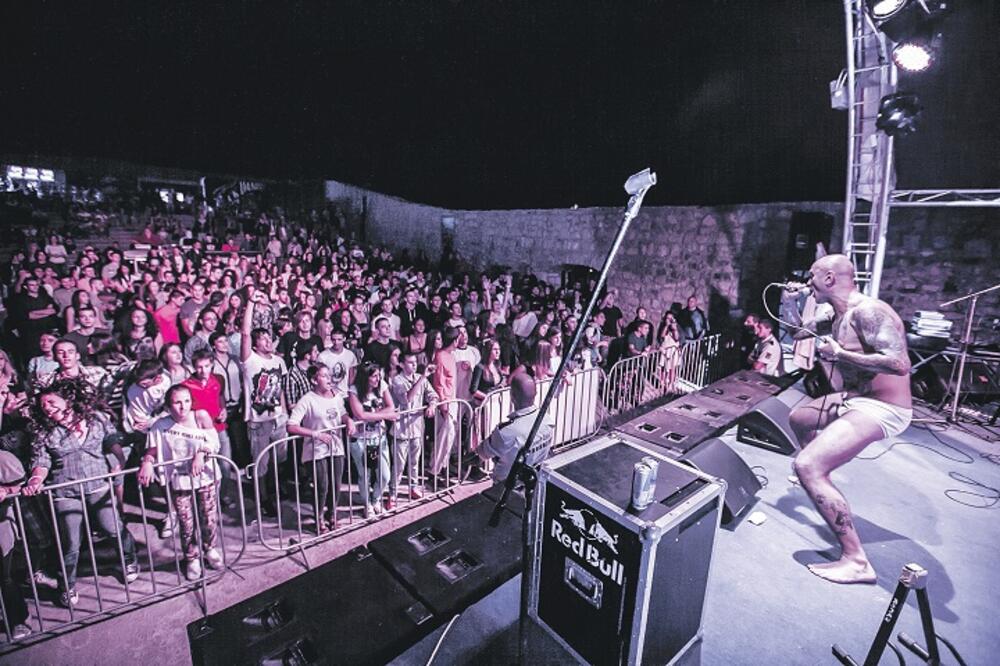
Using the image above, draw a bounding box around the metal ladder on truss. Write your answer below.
[841,0,898,297]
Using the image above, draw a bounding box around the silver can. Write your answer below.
[631,461,656,511]
[641,456,660,485]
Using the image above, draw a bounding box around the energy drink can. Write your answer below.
[631,461,656,511]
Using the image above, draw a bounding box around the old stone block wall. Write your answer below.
[881,207,1000,334]
[445,202,843,326]
[326,178,1000,339]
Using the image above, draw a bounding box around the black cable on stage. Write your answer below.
[886,641,906,666]
[750,465,769,489]
[935,632,968,666]
[943,471,1000,509]
[856,436,975,465]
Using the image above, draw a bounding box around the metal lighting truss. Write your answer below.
[841,0,898,297]
[889,189,1000,207]
[842,2,1000,295]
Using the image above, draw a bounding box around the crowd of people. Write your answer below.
[0,197,785,638]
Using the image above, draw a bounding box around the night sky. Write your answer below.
[2,0,998,209]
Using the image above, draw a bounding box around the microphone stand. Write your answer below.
[487,168,657,664]
[939,282,1000,422]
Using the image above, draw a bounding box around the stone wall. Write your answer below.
[326,178,1000,338]
[881,207,1000,333]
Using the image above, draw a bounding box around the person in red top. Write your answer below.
[429,326,460,483]
[154,289,186,345]
[182,349,235,506]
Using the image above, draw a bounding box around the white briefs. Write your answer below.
[839,397,913,439]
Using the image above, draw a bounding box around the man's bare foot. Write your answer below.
[807,558,877,584]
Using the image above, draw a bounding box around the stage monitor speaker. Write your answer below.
[188,547,433,666]
[679,438,762,525]
[737,396,801,456]
[711,370,785,399]
[614,409,717,457]
[664,392,746,430]
[369,493,522,617]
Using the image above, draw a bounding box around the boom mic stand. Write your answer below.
[487,168,657,665]
[939,282,1000,422]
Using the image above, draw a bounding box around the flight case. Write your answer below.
[528,433,724,665]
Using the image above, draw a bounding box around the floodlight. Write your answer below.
[876,92,923,136]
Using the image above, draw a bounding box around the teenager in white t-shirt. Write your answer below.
[318,328,358,395]
[241,293,289,516]
[287,365,356,533]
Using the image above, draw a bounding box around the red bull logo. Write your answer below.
[552,501,624,586]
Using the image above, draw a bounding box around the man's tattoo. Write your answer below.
[838,304,910,376]
[815,495,855,535]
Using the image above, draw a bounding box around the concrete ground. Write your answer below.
[4,403,999,665]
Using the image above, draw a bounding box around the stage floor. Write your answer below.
[392,406,1000,665]
[6,405,999,665]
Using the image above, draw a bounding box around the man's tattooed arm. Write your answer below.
[836,304,911,376]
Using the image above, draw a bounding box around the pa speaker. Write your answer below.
[679,438,761,525]
[737,396,800,456]
[614,408,717,456]
[369,493,522,617]
[188,547,433,665]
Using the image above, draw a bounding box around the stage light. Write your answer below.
[893,42,932,71]
[892,22,942,72]
[876,92,923,136]
[868,0,910,21]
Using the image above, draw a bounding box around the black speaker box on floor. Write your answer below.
[188,547,433,666]
[737,396,801,456]
[663,392,747,429]
[369,493,522,617]
[710,370,784,400]
[679,438,762,525]
[615,408,718,456]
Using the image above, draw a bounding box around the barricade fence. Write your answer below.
[603,334,722,416]
[1,455,246,644]
[249,399,475,554]
[474,365,605,456]
[0,358,699,647]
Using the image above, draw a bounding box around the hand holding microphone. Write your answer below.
[782,281,811,295]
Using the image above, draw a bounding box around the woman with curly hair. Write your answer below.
[21,379,140,607]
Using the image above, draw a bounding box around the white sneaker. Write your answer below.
[12,623,32,640]
[32,570,58,589]
[204,548,223,570]
[185,559,203,581]
[159,516,176,539]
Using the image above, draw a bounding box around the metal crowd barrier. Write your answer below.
[0,364,642,647]
[603,334,722,415]
[249,399,474,554]
[1,455,246,645]
[473,366,605,455]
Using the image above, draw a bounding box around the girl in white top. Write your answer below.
[287,365,355,533]
[139,384,222,581]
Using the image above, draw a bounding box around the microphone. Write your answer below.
[780,281,811,295]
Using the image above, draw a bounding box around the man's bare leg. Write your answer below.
[787,393,846,485]
[789,393,847,448]
[793,410,884,584]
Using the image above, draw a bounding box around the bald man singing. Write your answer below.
[788,254,912,584]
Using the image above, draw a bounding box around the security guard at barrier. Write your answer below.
[479,370,555,483]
